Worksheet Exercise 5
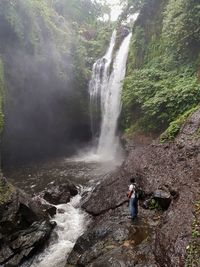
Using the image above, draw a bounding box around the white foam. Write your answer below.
[31,194,89,267]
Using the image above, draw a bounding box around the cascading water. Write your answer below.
[97,33,132,160]
[27,193,89,267]
[89,30,116,138]
[89,31,132,162]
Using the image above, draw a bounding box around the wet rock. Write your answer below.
[68,109,200,267]
[46,205,57,217]
[67,224,111,265]
[82,168,129,215]
[58,208,65,214]
[32,195,57,217]
[153,189,172,210]
[0,184,55,267]
[2,220,55,267]
[42,181,78,205]
[66,204,158,267]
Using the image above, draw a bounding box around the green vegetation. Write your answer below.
[185,201,200,267]
[121,0,200,137]
[149,199,161,210]
[194,127,200,138]
[0,0,113,161]
[162,0,200,62]
[0,178,14,205]
[160,106,200,142]
[0,0,70,53]
[122,66,200,133]
[0,0,113,93]
[52,0,113,60]
[53,0,109,24]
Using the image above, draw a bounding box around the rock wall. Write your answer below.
[66,109,200,267]
[0,176,55,266]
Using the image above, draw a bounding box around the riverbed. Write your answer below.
[4,156,118,267]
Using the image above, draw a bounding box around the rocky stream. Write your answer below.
[0,109,199,267]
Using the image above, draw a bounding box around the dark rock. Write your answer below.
[81,168,129,215]
[66,204,158,267]
[0,187,55,267]
[32,195,57,217]
[58,208,65,214]
[3,220,55,267]
[68,109,200,267]
[42,181,78,205]
[67,225,111,265]
[46,206,57,217]
[153,189,172,210]
[120,26,130,38]
[0,246,14,264]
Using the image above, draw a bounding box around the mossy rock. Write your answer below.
[160,106,200,142]
[185,200,200,267]
[0,178,14,205]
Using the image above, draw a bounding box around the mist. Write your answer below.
[0,0,91,166]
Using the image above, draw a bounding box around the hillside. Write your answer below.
[122,0,200,139]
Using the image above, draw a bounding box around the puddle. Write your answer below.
[128,223,150,246]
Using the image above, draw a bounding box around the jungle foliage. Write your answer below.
[0,0,112,164]
[122,0,200,137]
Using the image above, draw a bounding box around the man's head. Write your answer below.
[130,177,135,184]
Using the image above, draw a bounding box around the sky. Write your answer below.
[97,0,125,21]
[106,0,123,20]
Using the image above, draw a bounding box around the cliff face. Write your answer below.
[123,110,200,266]
[0,176,56,267]
[121,0,200,136]
[66,108,200,267]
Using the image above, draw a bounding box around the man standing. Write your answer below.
[127,178,138,220]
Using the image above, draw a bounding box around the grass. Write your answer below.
[185,200,200,267]
[0,180,14,205]
[160,106,200,142]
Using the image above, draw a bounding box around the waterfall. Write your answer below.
[89,31,132,162]
[89,30,116,138]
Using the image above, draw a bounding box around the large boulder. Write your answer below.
[1,221,55,267]
[153,189,172,210]
[41,181,78,205]
[69,109,200,267]
[32,195,57,217]
[66,204,159,267]
[0,177,56,267]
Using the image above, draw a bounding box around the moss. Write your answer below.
[149,199,162,210]
[194,127,200,138]
[160,106,200,142]
[185,200,200,267]
[0,180,14,205]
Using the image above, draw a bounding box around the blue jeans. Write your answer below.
[129,197,138,219]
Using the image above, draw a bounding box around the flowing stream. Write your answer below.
[30,194,89,267]
[5,158,105,267]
